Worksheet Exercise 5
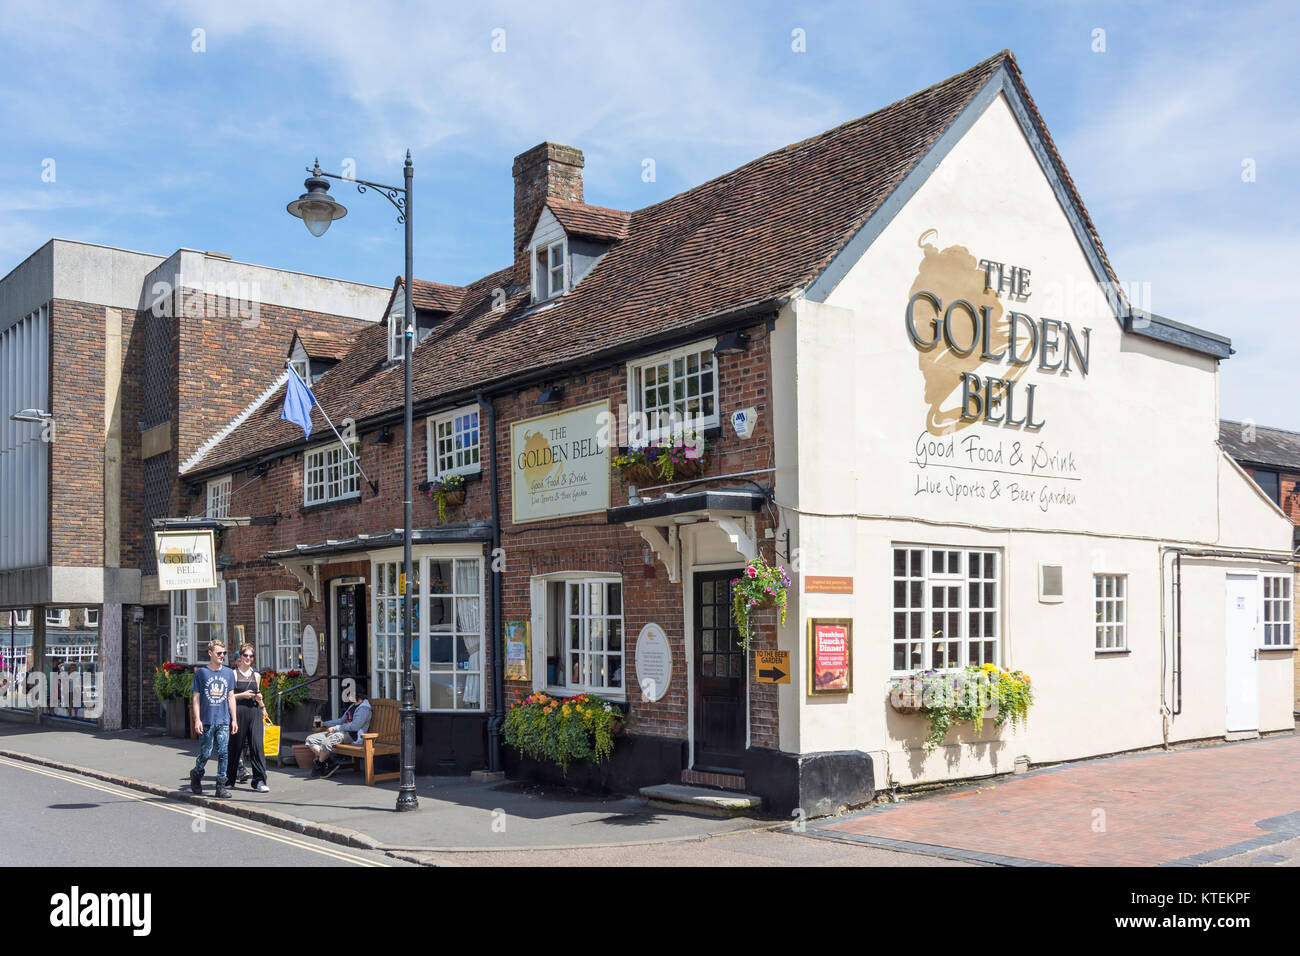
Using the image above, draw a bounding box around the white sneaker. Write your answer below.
[255,782,269,793]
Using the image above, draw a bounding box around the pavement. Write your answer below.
[0,721,763,863]
[806,732,1300,867]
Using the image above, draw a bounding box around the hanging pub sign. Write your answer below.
[511,399,611,524]
[808,618,852,695]
[154,530,217,591]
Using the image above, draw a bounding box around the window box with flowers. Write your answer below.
[731,554,791,650]
[503,691,625,775]
[613,434,709,488]
[888,663,1034,752]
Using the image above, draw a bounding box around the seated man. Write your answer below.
[305,685,371,778]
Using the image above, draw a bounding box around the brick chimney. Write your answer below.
[513,142,584,285]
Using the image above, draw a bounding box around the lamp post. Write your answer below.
[287,155,419,812]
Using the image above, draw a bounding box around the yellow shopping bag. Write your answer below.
[262,716,281,760]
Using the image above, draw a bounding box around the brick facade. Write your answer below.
[197,318,780,766]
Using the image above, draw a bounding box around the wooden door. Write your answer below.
[693,570,746,772]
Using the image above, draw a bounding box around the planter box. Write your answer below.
[164,698,191,738]
[281,698,324,733]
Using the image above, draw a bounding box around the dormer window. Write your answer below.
[533,238,568,302]
[388,307,407,362]
[289,358,311,386]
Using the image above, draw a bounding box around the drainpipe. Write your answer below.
[480,392,504,772]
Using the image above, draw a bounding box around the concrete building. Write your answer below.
[0,239,389,727]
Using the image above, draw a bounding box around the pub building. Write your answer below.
[174,51,1293,815]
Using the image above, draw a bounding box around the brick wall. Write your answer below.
[205,320,781,753]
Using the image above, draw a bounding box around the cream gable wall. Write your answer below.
[776,91,1292,785]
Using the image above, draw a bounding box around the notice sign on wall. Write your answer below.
[808,618,852,696]
[154,530,217,591]
[504,621,531,681]
[511,400,611,524]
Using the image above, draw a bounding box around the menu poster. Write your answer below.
[504,621,531,681]
[808,619,852,695]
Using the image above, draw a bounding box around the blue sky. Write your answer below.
[2,1,1296,428]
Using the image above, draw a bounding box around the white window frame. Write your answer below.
[626,340,720,444]
[256,591,302,672]
[45,608,69,628]
[290,358,311,387]
[9,609,32,627]
[388,307,408,363]
[206,475,231,519]
[1263,573,1293,648]
[304,441,360,506]
[532,238,568,302]
[891,546,1001,675]
[1094,574,1127,652]
[84,608,99,629]
[170,582,226,665]
[426,405,481,479]
[370,547,486,712]
[531,572,626,699]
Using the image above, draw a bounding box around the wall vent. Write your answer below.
[1039,564,1064,603]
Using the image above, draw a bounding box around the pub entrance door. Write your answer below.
[693,570,746,772]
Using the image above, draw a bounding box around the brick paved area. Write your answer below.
[808,734,1300,866]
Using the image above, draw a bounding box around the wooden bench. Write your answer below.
[330,698,401,785]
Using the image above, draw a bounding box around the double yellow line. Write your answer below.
[0,756,387,867]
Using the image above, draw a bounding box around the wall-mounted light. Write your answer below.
[252,462,270,478]
[713,331,749,356]
[370,426,393,445]
[537,385,564,404]
[182,484,202,497]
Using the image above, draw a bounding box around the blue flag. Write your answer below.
[281,365,317,439]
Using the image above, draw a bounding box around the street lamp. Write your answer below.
[288,153,419,813]
[10,408,53,425]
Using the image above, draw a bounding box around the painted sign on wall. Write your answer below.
[511,400,611,524]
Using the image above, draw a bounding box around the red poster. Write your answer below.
[812,622,850,692]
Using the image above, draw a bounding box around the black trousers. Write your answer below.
[226,705,266,786]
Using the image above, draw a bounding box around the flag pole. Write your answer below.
[284,361,379,495]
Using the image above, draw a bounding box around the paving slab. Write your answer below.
[806,733,1300,867]
[0,722,761,852]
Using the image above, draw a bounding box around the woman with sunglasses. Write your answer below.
[225,643,270,792]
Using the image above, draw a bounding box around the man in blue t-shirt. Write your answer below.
[189,639,238,799]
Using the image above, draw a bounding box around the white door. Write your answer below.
[1224,573,1260,732]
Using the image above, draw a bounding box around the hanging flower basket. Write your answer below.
[731,553,791,650]
[426,473,467,523]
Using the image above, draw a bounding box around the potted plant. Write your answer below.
[503,691,625,775]
[153,662,194,738]
[426,473,466,523]
[731,553,791,649]
[888,664,1034,752]
[261,669,315,729]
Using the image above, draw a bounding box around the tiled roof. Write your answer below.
[194,50,1097,477]
[1220,420,1300,472]
[411,279,465,313]
[293,328,355,361]
[547,199,629,242]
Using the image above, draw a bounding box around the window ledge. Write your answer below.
[1258,646,1296,653]
[544,686,627,703]
[300,494,362,516]
[1094,648,1131,656]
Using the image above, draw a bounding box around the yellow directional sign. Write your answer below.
[754,650,790,684]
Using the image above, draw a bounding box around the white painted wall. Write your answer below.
[776,92,1293,786]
